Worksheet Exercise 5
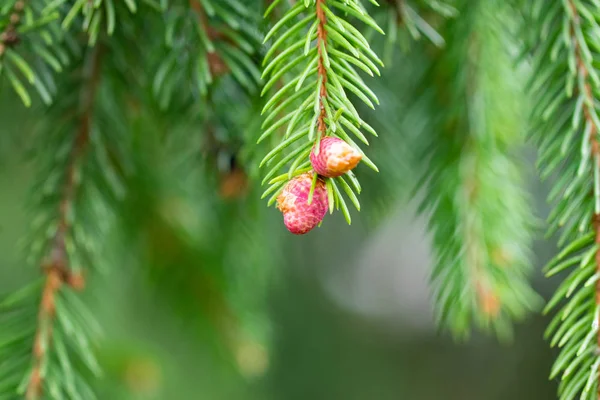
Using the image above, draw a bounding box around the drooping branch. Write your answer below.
[417,0,539,339]
[566,1,600,395]
[259,0,383,225]
[25,45,104,400]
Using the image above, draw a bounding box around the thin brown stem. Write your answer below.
[316,0,328,136]
[386,0,405,25]
[25,45,104,400]
[0,0,26,57]
[567,1,600,397]
[189,0,229,77]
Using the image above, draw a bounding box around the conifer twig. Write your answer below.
[566,1,600,394]
[0,0,26,57]
[259,0,384,222]
[25,44,104,400]
[315,0,328,136]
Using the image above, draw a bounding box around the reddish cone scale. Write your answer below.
[310,137,362,177]
[276,173,328,235]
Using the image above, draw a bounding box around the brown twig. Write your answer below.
[189,0,229,77]
[316,0,328,136]
[25,45,104,400]
[567,1,600,397]
[0,0,26,57]
[385,0,405,25]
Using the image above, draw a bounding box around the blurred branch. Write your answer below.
[0,0,26,57]
[415,0,539,339]
[25,43,104,400]
[189,0,229,77]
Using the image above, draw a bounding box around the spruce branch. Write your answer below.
[0,0,71,106]
[259,0,384,227]
[416,0,539,339]
[52,0,140,44]
[25,43,103,400]
[379,0,457,53]
[0,36,128,398]
[528,0,600,398]
[152,0,262,109]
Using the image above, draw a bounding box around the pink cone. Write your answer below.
[276,172,328,235]
[310,137,362,178]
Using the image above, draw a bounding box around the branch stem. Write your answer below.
[316,0,328,136]
[189,0,228,76]
[566,2,600,397]
[25,44,104,400]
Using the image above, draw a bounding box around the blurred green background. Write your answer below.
[0,91,559,399]
[0,1,563,397]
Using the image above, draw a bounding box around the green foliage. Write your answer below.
[0,40,130,398]
[0,0,71,106]
[374,0,457,63]
[0,0,595,398]
[152,0,262,108]
[415,0,540,339]
[258,0,384,225]
[526,0,600,398]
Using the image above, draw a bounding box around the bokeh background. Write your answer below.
[0,96,559,400]
[0,2,562,399]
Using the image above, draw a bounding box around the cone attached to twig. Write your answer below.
[276,172,328,235]
[310,137,362,178]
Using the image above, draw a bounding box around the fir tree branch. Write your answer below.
[0,0,71,106]
[529,0,600,397]
[259,0,385,225]
[25,43,103,400]
[416,0,539,339]
[376,0,456,60]
[565,5,600,367]
[152,0,261,108]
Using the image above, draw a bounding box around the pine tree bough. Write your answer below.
[25,45,103,400]
[530,0,600,398]
[566,4,600,394]
[416,0,539,339]
[259,0,384,234]
[153,0,261,106]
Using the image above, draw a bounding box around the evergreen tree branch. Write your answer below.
[152,0,261,109]
[0,0,71,106]
[259,0,384,225]
[0,34,125,397]
[529,0,600,397]
[374,0,456,62]
[416,0,539,339]
[25,43,103,400]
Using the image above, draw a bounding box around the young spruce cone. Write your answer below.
[310,137,362,178]
[276,172,328,235]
